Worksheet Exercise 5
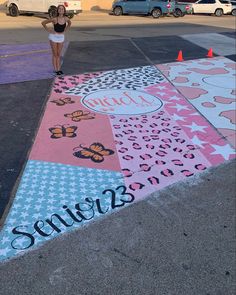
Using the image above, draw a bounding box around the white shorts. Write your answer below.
[48,33,65,43]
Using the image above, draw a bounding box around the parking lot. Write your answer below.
[0,8,235,295]
[0,9,235,43]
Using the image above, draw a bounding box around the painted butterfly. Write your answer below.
[64,110,95,122]
[51,97,75,106]
[49,125,77,139]
[73,142,114,163]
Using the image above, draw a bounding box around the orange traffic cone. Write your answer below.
[207,48,213,58]
[176,50,184,62]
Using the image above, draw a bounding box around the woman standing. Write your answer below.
[42,5,71,76]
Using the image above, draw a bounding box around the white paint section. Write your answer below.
[82,89,163,115]
[159,57,236,131]
[181,33,236,56]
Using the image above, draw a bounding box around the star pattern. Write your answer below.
[0,160,125,260]
[210,144,235,160]
[184,122,207,133]
[191,135,208,149]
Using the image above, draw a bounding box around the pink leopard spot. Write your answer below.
[146,144,155,149]
[214,96,236,104]
[123,130,134,135]
[148,177,159,185]
[123,155,134,160]
[118,147,128,153]
[113,125,121,129]
[122,169,132,177]
[172,159,184,166]
[132,143,142,150]
[177,86,208,99]
[155,160,166,165]
[129,182,145,191]
[187,67,229,75]
[156,150,167,157]
[195,164,206,171]
[181,170,194,177]
[161,169,174,177]
[172,76,189,83]
[140,164,151,172]
[140,154,152,160]
[220,110,236,124]
[202,102,216,108]
[231,90,236,96]
[192,83,200,86]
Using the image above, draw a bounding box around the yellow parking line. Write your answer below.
[0,49,50,58]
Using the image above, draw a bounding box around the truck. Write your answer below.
[173,1,192,16]
[112,0,191,18]
[6,0,82,18]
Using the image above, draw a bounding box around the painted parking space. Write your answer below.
[182,33,236,56]
[157,56,236,148]
[0,62,235,261]
[0,43,68,84]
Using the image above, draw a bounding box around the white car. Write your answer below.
[6,0,82,18]
[230,0,236,15]
[192,0,232,16]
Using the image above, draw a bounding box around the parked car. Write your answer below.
[112,0,175,18]
[173,1,192,16]
[230,0,236,15]
[191,0,232,16]
[6,0,82,18]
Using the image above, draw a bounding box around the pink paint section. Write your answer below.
[179,71,191,75]
[156,64,170,79]
[110,80,235,200]
[110,108,211,200]
[156,57,236,150]
[220,110,236,124]
[177,86,208,99]
[172,77,189,83]
[214,96,236,104]
[30,93,121,171]
[225,63,236,70]
[146,82,236,165]
[218,128,236,149]
[198,62,215,66]
[187,67,229,75]
[202,102,216,108]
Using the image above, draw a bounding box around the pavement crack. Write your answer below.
[113,247,141,264]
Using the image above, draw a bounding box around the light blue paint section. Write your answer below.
[0,160,127,261]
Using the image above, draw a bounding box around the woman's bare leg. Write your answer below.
[56,42,64,71]
[49,40,58,71]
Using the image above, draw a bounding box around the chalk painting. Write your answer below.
[0,64,235,261]
[157,56,236,148]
